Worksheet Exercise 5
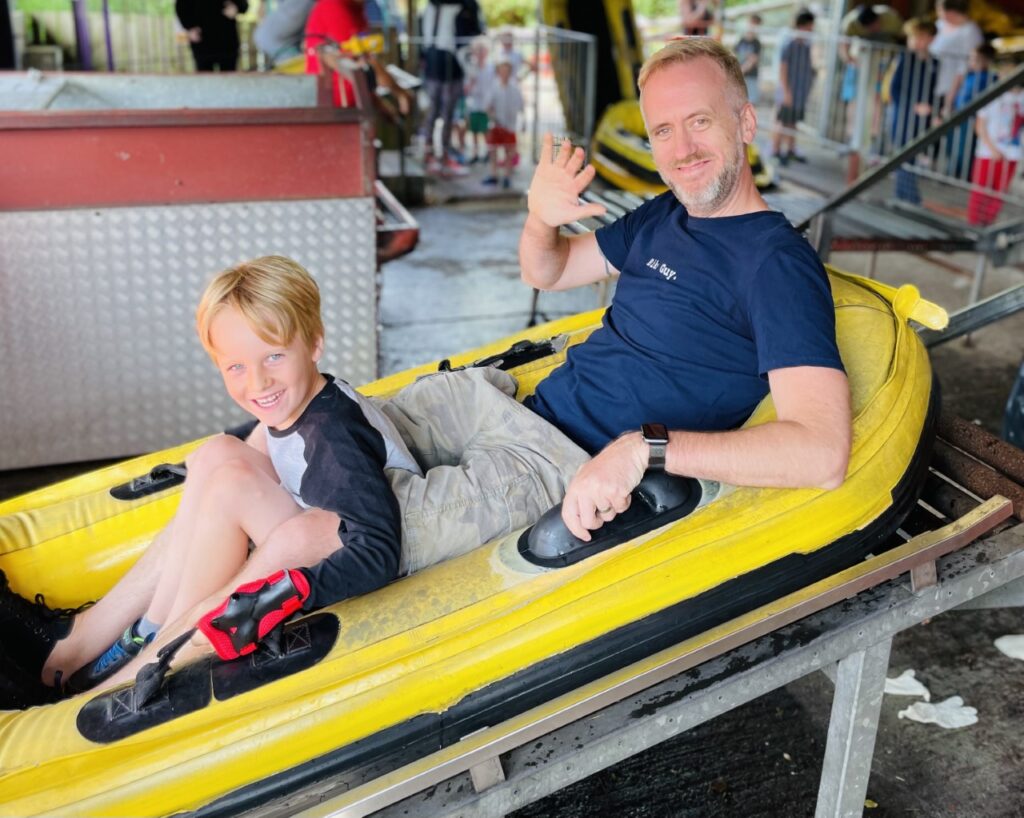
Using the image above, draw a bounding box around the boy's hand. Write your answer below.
[527,133,606,230]
[187,26,202,43]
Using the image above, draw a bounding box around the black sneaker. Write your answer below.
[0,641,62,710]
[0,569,88,680]
[64,622,154,694]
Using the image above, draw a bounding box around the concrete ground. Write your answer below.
[1,193,1022,817]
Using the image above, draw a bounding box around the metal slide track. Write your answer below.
[239,416,1024,818]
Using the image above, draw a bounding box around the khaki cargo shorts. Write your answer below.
[375,367,588,575]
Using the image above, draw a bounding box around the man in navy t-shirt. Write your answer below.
[519,37,851,542]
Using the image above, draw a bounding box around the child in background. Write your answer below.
[494,27,524,82]
[772,9,816,165]
[967,79,1023,225]
[463,35,495,164]
[887,18,938,202]
[482,57,524,189]
[734,13,762,106]
[946,43,998,177]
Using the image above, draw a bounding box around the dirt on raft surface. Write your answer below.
[1,200,1022,817]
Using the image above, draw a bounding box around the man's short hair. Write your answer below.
[749,13,762,24]
[939,0,969,15]
[795,9,816,27]
[196,255,324,356]
[637,37,747,107]
[904,17,937,38]
[857,6,880,27]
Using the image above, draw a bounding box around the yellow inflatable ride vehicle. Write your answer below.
[0,269,944,816]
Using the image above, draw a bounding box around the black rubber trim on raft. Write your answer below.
[191,380,940,818]
[77,614,339,743]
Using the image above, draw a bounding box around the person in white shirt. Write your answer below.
[481,57,525,189]
[461,35,495,163]
[967,84,1023,226]
[929,0,983,109]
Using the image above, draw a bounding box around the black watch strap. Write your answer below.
[641,423,669,471]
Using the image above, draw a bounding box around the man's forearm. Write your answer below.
[519,212,570,290]
[665,421,848,490]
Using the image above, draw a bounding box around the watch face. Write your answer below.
[642,423,669,444]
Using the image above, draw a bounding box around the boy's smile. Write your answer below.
[209,305,325,431]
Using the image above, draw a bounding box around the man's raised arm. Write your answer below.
[519,133,617,291]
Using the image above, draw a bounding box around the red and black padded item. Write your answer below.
[198,569,311,660]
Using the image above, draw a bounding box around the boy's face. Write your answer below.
[968,52,988,72]
[911,32,934,52]
[209,305,324,431]
[497,62,512,82]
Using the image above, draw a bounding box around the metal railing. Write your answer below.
[797,63,1024,234]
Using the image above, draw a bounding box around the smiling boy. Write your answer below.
[2,256,420,701]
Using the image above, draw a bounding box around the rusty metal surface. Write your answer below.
[938,412,1024,486]
[933,440,1024,520]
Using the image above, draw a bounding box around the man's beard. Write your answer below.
[662,139,745,216]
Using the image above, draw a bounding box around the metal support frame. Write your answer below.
[322,523,1024,818]
[276,491,1018,818]
[816,640,892,818]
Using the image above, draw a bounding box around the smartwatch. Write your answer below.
[641,423,669,471]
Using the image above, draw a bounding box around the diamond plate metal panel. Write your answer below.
[0,198,377,468]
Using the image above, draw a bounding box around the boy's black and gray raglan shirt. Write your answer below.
[265,374,421,611]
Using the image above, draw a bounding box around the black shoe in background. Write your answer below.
[0,642,62,710]
[0,569,89,682]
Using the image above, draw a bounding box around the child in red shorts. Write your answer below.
[482,57,524,189]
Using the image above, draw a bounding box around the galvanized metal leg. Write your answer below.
[967,253,989,308]
[865,250,878,280]
[815,638,892,818]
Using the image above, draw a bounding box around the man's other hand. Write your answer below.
[527,133,608,229]
[562,432,648,541]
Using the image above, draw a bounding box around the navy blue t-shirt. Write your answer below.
[526,193,844,454]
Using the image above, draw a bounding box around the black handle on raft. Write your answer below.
[109,463,188,501]
[518,472,703,568]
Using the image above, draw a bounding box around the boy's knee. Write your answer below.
[186,434,251,477]
[204,458,268,501]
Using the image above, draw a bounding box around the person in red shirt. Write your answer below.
[304,0,368,107]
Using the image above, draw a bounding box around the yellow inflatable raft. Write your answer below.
[0,269,945,817]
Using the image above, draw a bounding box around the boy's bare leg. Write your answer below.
[41,435,276,685]
[98,509,342,691]
[154,456,305,630]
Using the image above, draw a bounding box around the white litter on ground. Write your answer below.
[994,635,1024,660]
[897,696,978,729]
[884,669,931,701]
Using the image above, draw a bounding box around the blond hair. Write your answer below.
[196,255,324,355]
[904,17,937,38]
[637,37,747,107]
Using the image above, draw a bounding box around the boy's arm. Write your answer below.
[975,113,1002,159]
[295,397,404,609]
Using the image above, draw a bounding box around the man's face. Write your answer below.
[641,58,754,216]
